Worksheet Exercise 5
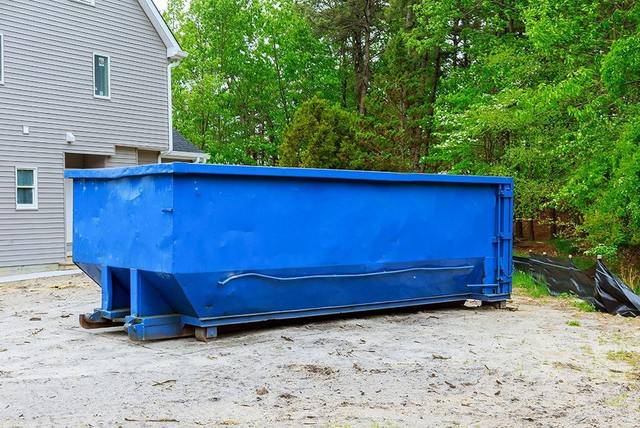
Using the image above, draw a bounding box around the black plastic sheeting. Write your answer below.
[514,254,640,317]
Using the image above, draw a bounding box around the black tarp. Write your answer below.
[595,260,640,317]
[513,254,640,317]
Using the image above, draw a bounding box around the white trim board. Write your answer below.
[92,52,111,99]
[15,166,38,210]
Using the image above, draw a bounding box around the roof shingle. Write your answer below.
[173,130,204,154]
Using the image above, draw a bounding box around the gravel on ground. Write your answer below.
[1,273,639,427]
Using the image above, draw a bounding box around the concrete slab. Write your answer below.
[0,269,83,284]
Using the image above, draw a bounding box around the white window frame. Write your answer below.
[15,167,38,211]
[0,33,5,85]
[93,52,111,99]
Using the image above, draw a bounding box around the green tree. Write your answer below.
[168,0,339,165]
[301,0,386,114]
[279,97,364,169]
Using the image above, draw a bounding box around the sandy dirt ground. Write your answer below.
[1,274,640,427]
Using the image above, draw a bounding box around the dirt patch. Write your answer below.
[1,273,640,426]
[287,363,338,376]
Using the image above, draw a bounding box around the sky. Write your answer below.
[153,0,168,12]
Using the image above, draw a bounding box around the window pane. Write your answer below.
[17,169,34,186]
[94,55,109,97]
[17,188,33,205]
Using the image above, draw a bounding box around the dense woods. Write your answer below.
[166,0,640,257]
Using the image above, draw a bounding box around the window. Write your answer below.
[93,53,110,98]
[0,33,4,85]
[15,167,38,210]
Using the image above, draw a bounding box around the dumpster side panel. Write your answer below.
[173,176,498,270]
[72,175,174,273]
[171,174,506,319]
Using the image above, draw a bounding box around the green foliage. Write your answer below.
[602,35,640,100]
[279,97,364,169]
[168,0,339,164]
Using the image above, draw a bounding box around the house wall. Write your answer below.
[0,0,171,268]
[104,146,138,168]
[138,150,160,165]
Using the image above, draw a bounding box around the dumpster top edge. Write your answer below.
[64,163,513,185]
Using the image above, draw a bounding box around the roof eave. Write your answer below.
[137,0,185,61]
[168,47,188,62]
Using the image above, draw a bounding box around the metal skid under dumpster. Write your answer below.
[65,163,514,341]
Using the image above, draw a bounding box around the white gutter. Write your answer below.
[162,150,210,163]
[168,61,179,153]
[158,61,179,164]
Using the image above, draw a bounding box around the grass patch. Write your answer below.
[572,299,596,312]
[513,249,530,258]
[607,350,640,366]
[607,350,640,382]
[552,238,579,255]
[619,265,640,295]
[605,392,629,408]
[567,320,581,327]
[513,271,549,298]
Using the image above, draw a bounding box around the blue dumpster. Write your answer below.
[65,163,513,341]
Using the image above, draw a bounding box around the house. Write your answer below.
[0,0,208,273]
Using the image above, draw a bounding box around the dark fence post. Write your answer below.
[550,208,558,239]
[529,219,535,240]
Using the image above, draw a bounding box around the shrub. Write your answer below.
[279,97,365,170]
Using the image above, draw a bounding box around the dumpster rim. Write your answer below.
[65,163,513,185]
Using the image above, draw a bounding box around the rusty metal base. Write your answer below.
[79,312,125,329]
[194,326,218,342]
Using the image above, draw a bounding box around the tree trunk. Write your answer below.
[529,219,536,240]
[418,47,442,171]
[516,219,523,239]
[352,31,365,114]
[550,208,558,238]
[339,40,348,108]
[271,38,290,124]
[359,0,372,115]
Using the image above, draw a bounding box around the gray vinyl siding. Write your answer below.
[0,0,171,268]
[105,146,138,168]
[0,148,64,267]
[138,150,159,165]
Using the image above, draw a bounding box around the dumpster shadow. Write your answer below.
[215,300,469,339]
